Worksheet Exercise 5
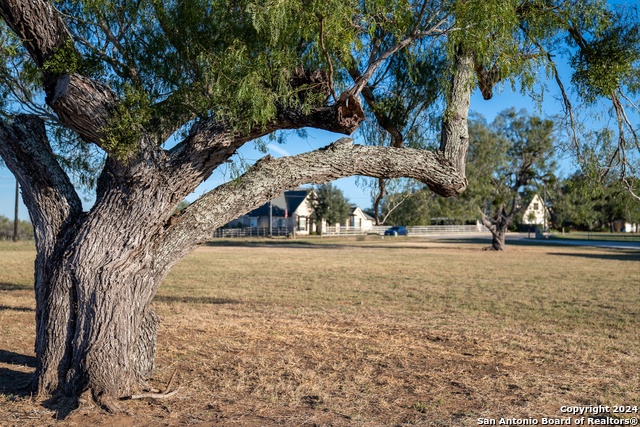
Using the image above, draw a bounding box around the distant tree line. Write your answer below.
[551,175,640,232]
[377,176,640,233]
[0,215,34,240]
[373,110,640,242]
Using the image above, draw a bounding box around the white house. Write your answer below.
[226,189,379,235]
[348,207,375,232]
[522,194,549,230]
[614,220,638,233]
[228,189,315,234]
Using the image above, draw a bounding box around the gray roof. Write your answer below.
[246,189,310,217]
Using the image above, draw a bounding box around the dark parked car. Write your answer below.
[384,226,408,236]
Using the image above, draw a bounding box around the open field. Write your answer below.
[0,237,638,426]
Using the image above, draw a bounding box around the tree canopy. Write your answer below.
[0,0,638,410]
[311,183,352,226]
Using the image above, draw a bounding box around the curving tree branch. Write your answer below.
[153,138,466,271]
[0,115,83,250]
[440,51,473,176]
[0,0,119,148]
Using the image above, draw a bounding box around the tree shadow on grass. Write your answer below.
[42,394,78,420]
[549,251,640,262]
[205,239,333,249]
[0,350,36,398]
[0,282,31,291]
[0,305,34,312]
[205,237,486,251]
[154,295,241,305]
[433,237,548,247]
[0,352,76,420]
[0,350,36,368]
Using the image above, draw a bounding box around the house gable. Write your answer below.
[522,194,548,226]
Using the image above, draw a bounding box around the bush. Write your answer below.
[0,215,34,240]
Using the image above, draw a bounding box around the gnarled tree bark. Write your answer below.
[0,0,472,411]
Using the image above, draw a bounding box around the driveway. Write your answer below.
[419,231,640,250]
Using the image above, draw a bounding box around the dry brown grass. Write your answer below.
[0,237,638,426]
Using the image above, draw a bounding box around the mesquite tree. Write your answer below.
[359,1,640,214]
[0,0,631,411]
[468,110,556,251]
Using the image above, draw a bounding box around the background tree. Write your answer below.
[380,182,482,226]
[0,214,33,240]
[0,0,633,412]
[380,110,557,242]
[552,173,640,231]
[550,174,601,231]
[466,110,556,250]
[379,185,432,226]
[310,183,352,228]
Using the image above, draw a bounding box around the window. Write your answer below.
[533,203,539,210]
[298,216,307,231]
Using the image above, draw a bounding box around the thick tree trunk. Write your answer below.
[33,206,164,410]
[0,0,474,411]
[482,209,510,251]
[490,228,507,251]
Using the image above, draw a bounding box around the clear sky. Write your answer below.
[0,82,576,222]
[5,1,638,222]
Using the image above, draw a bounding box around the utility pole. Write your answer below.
[268,200,272,237]
[13,180,19,242]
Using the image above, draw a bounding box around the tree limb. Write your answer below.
[0,0,68,68]
[380,189,416,225]
[318,15,338,102]
[129,389,179,400]
[347,60,404,147]
[0,115,83,252]
[0,0,120,148]
[440,50,474,176]
[154,138,466,270]
[350,16,451,96]
[165,100,365,184]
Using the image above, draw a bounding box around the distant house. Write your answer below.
[613,220,638,233]
[228,189,315,234]
[521,194,549,230]
[348,207,375,232]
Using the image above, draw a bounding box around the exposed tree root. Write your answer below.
[96,394,122,413]
[124,369,179,401]
[129,389,179,400]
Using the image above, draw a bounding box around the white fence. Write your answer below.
[213,227,294,238]
[322,224,486,236]
[213,224,487,238]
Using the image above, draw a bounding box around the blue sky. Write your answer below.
[5,1,639,222]
[0,82,577,221]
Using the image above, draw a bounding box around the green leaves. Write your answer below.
[102,84,152,161]
[463,109,557,224]
[570,8,640,102]
[311,183,352,225]
[42,39,85,75]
